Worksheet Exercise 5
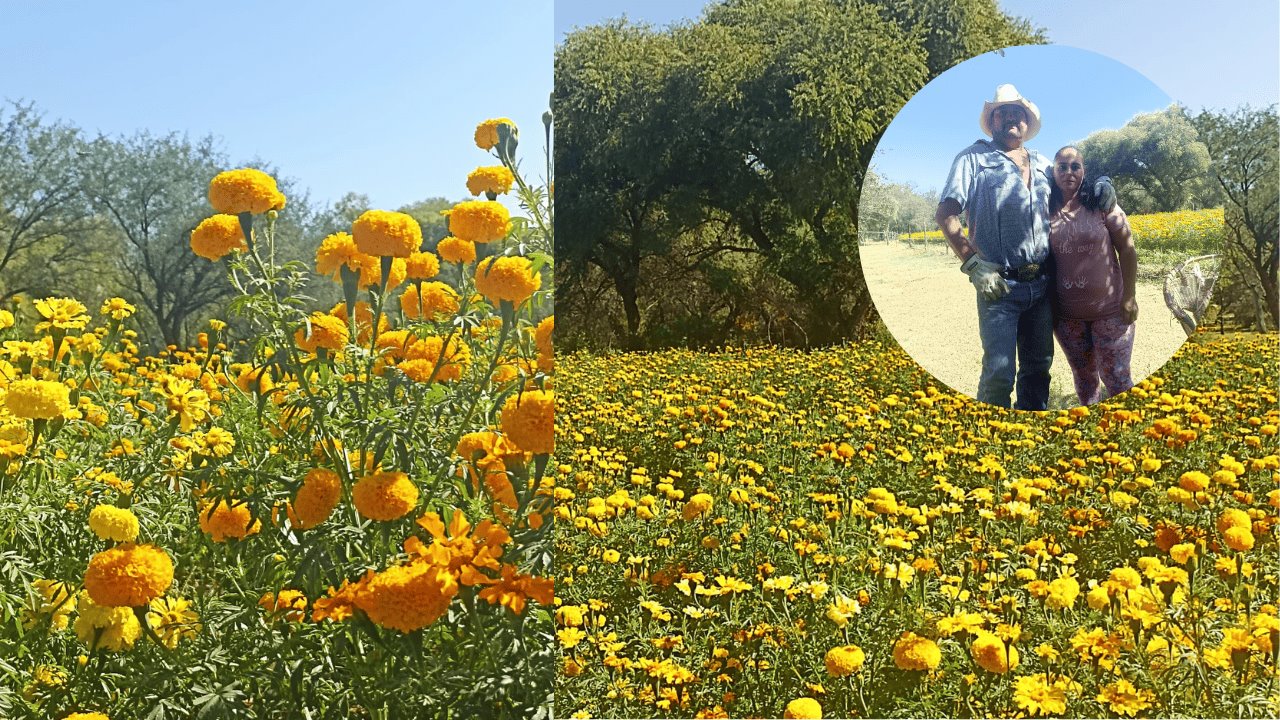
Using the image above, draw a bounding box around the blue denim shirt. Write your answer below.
[941,140,1052,268]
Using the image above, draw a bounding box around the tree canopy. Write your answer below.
[1077,106,1213,214]
[554,0,1044,349]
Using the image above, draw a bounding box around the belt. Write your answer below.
[999,262,1045,282]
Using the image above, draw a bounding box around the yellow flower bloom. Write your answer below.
[190,214,247,260]
[5,378,71,419]
[355,561,458,633]
[352,209,422,258]
[34,297,89,333]
[447,200,511,244]
[99,297,136,320]
[500,389,554,455]
[87,505,140,542]
[824,645,865,676]
[401,281,460,321]
[147,595,201,649]
[208,168,286,215]
[783,697,822,719]
[893,631,941,671]
[294,312,349,354]
[197,499,261,542]
[971,631,1019,673]
[474,255,541,306]
[466,165,515,196]
[292,468,342,529]
[474,117,516,151]
[74,591,141,652]
[1222,525,1255,552]
[353,471,419,521]
[404,251,441,280]
[437,236,476,264]
[682,492,714,521]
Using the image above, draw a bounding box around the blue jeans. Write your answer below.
[976,277,1053,410]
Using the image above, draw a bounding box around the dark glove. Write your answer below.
[1094,176,1117,213]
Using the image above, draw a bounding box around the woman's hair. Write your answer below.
[1048,145,1100,214]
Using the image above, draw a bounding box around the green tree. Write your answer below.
[554,0,1043,348]
[1193,105,1278,330]
[1076,105,1213,214]
[0,101,94,300]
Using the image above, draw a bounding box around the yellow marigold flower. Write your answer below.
[0,309,12,329]
[474,117,516,151]
[893,631,941,671]
[1223,525,1255,552]
[782,697,822,719]
[316,231,373,280]
[404,251,441,280]
[355,561,458,632]
[534,315,553,355]
[259,589,308,622]
[64,713,108,720]
[1086,584,1110,610]
[208,168,286,215]
[87,505,140,542]
[1096,678,1154,717]
[971,631,1018,673]
[401,281,460,321]
[437,236,476,264]
[197,499,261,542]
[99,297,136,320]
[474,255,541,306]
[501,389,555,455]
[682,492,714,521]
[1108,566,1142,591]
[824,645,865,676]
[292,468,342,530]
[1045,576,1079,610]
[1178,471,1210,492]
[190,214,248,260]
[352,209,422,258]
[1217,507,1251,534]
[5,378,71,419]
[448,200,511,244]
[466,165,515,196]
[74,590,141,652]
[147,595,200,649]
[23,579,77,630]
[353,471,419,521]
[294,312,349,353]
[1168,542,1196,565]
[1013,673,1076,717]
[399,335,470,382]
[83,543,174,607]
[34,297,89,333]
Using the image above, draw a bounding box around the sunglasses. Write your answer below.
[1055,162,1083,172]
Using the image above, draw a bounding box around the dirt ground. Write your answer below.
[860,241,1190,408]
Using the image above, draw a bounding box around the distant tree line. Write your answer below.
[0,100,457,351]
[554,0,1045,350]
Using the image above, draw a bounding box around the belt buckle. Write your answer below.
[1017,263,1040,281]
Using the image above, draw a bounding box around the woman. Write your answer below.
[1048,146,1138,405]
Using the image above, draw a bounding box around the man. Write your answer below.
[935,84,1112,410]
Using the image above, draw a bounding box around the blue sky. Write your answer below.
[0,1,553,212]
[554,0,1277,193]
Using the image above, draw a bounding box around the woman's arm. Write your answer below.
[1107,209,1138,323]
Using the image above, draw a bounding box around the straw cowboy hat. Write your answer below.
[979,83,1041,141]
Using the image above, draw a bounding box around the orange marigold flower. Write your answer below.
[477,564,554,615]
[401,281,460,321]
[447,200,511,244]
[352,471,418,521]
[292,468,342,529]
[190,215,247,260]
[501,389,554,455]
[198,499,261,542]
[83,543,174,607]
[352,209,422,258]
[971,630,1019,673]
[474,117,516,151]
[404,251,441,280]
[682,492,714,521]
[294,312,349,354]
[208,168,286,215]
[437,236,476,264]
[399,335,470,383]
[259,589,308,622]
[475,255,541,306]
[1217,508,1251,534]
[355,561,458,633]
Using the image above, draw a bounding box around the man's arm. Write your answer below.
[935,198,976,262]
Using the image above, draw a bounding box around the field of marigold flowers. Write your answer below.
[0,118,555,718]
[555,332,1278,718]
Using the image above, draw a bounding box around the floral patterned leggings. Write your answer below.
[1053,314,1135,405]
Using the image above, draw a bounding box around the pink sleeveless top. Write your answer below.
[1049,203,1129,321]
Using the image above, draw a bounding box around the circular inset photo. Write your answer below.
[858,45,1223,410]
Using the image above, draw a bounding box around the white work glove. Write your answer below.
[961,254,1010,300]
